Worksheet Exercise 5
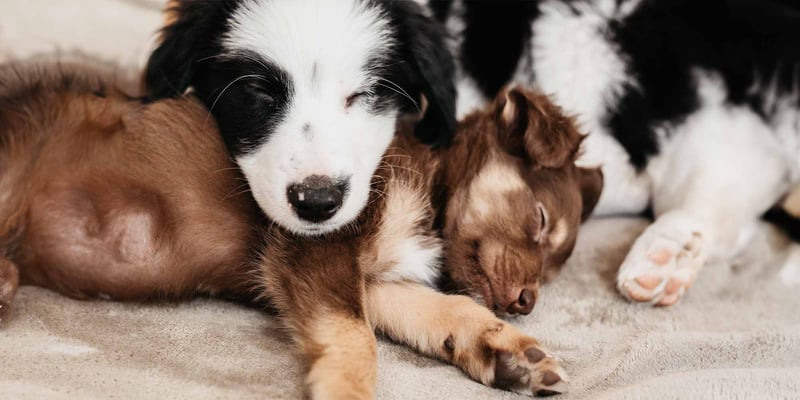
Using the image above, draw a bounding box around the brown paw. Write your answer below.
[492,340,569,396]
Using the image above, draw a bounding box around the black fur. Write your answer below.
[764,207,800,243]
[144,0,242,100]
[445,0,800,169]
[193,55,295,155]
[384,1,457,147]
[608,0,800,169]
[457,0,540,99]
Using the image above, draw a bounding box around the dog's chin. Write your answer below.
[284,220,348,236]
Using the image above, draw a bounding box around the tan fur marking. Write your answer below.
[550,218,569,248]
[465,160,527,223]
[306,313,377,400]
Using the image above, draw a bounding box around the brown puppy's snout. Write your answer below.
[500,287,537,315]
[287,175,348,223]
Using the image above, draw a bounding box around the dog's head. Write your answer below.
[441,86,603,316]
[145,0,455,235]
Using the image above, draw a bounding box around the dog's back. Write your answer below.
[0,63,259,311]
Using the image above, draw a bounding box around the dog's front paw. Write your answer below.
[453,322,569,397]
[492,340,569,396]
[616,212,706,306]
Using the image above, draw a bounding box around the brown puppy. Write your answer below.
[0,63,594,397]
[440,87,603,315]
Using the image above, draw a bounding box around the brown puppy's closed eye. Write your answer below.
[440,85,603,316]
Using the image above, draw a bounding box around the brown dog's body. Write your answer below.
[0,64,259,308]
[0,63,600,397]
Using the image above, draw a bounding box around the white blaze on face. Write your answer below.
[225,0,398,235]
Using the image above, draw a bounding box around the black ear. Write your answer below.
[144,0,229,100]
[387,2,457,147]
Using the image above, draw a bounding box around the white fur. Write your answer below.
[374,183,441,285]
[646,71,793,260]
[381,238,442,285]
[617,71,799,303]
[226,0,398,235]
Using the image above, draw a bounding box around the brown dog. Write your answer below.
[0,62,599,397]
[440,88,603,315]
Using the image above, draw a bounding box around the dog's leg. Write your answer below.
[365,281,568,396]
[273,289,377,400]
[302,312,377,400]
[0,257,20,323]
[260,244,377,400]
[616,94,791,306]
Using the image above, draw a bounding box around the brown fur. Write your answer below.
[0,63,596,397]
[0,63,260,306]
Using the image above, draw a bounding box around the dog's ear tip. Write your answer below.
[496,84,532,126]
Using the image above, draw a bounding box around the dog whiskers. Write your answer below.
[377,79,420,113]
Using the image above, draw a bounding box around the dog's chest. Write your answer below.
[359,178,442,286]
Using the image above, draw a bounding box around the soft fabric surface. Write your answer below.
[1,2,799,399]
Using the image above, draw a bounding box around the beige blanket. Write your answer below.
[1,1,799,399]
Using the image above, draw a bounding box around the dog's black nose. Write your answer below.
[287,176,347,223]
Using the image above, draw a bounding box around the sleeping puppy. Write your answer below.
[439,87,603,315]
[145,0,456,237]
[0,62,597,397]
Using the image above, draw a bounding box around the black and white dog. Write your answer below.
[146,0,455,241]
[430,0,800,305]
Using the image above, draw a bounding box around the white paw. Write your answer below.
[616,213,706,307]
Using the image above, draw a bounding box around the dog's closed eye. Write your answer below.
[244,81,277,106]
[345,91,372,109]
[531,203,549,243]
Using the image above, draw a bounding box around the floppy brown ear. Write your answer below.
[497,86,584,168]
[578,167,604,221]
